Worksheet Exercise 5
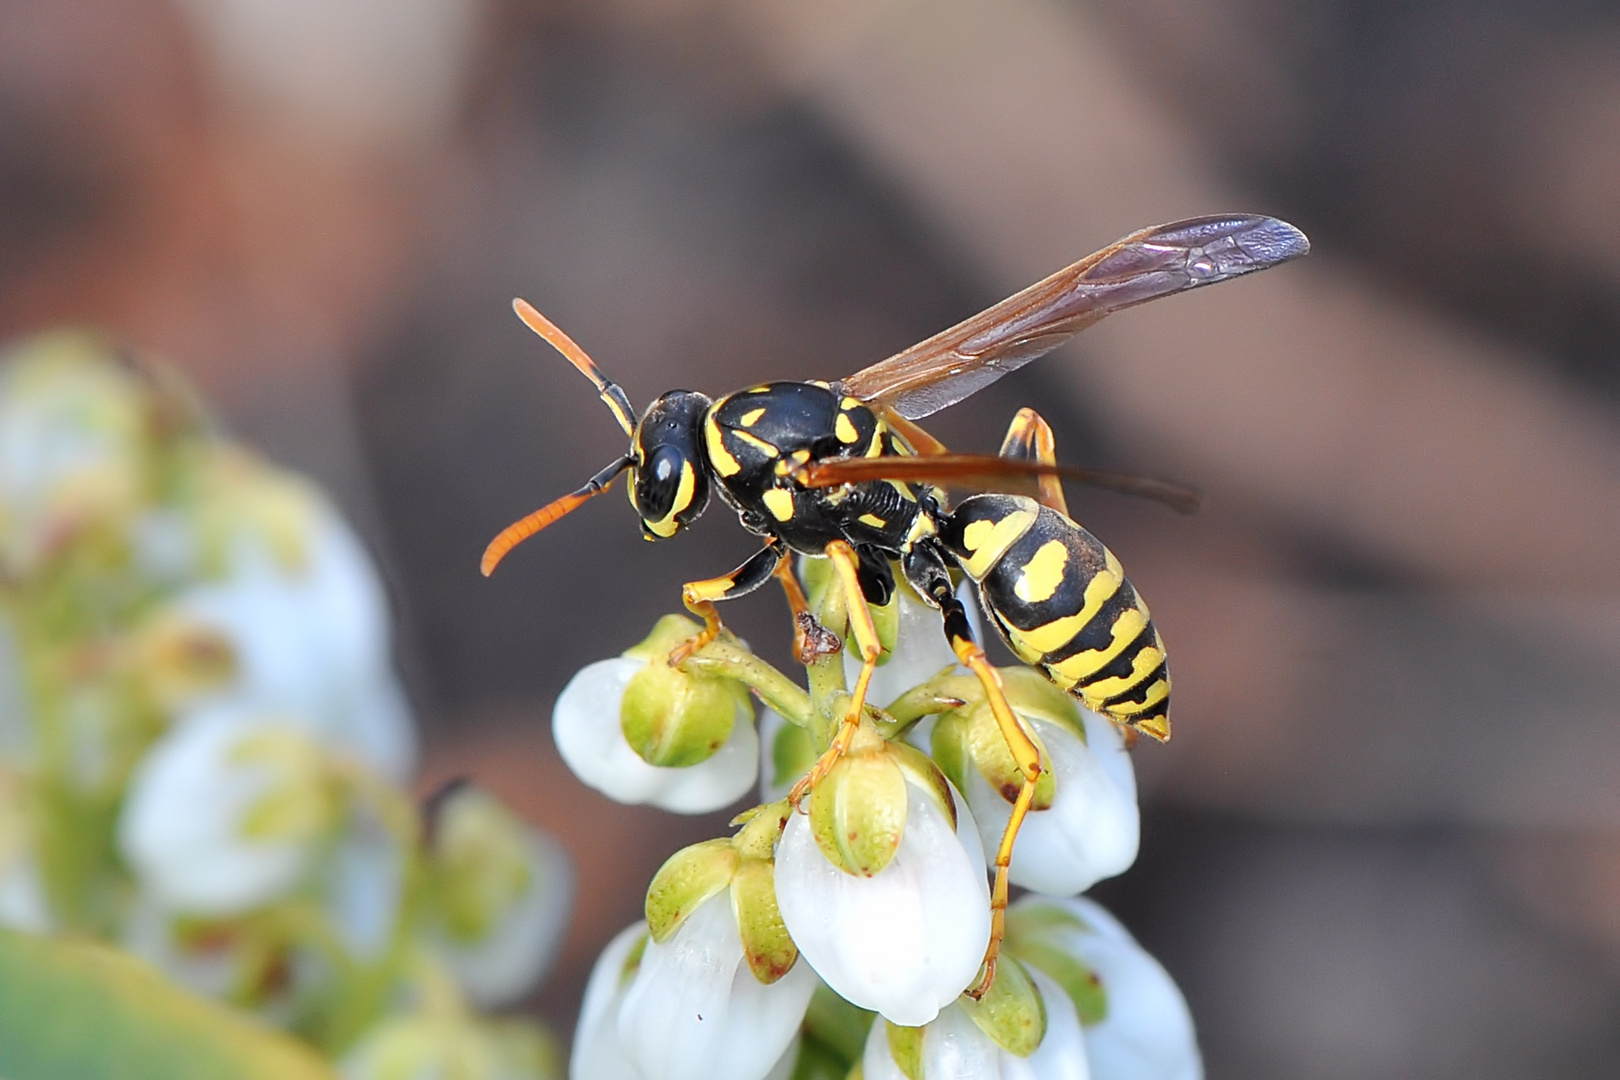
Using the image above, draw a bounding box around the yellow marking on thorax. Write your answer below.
[905,513,937,546]
[1044,608,1148,687]
[835,412,860,444]
[1013,539,1069,604]
[958,509,1036,580]
[705,414,741,477]
[858,512,887,528]
[1005,568,1123,657]
[762,487,795,522]
[731,429,779,457]
[740,407,767,427]
[841,396,862,410]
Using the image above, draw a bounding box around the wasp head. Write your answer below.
[630,390,713,540]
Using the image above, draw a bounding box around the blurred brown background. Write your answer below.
[4,0,1620,1075]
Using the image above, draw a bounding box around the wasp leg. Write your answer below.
[771,556,833,665]
[669,543,787,666]
[786,539,883,809]
[902,544,1042,999]
[998,407,1068,516]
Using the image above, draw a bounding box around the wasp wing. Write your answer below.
[799,454,1200,514]
[834,214,1308,420]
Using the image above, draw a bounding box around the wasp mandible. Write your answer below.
[483,213,1309,992]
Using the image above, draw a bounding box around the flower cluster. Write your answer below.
[0,332,571,1077]
[555,559,1200,1078]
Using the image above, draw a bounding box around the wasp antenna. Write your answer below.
[481,456,634,576]
[512,298,638,436]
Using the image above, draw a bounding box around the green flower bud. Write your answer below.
[932,667,1076,811]
[796,559,902,663]
[808,731,908,878]
[620,615,751,769]
[645,838,739,943]
[731,857,797,983]
[956,956,1047,1057]
[886,1022,924,1080]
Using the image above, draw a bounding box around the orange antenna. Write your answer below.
[512,298,637,436]
[481,456,633,575]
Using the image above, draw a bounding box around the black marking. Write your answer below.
[1101,661,1168,709]
[1074,622,1157,688]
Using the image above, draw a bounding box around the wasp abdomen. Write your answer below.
[939,494,1171,741]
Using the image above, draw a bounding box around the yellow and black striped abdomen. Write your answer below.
[938,494,1170,741]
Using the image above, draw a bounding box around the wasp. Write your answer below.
[482,213,1308,992]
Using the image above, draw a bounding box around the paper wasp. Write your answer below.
[482,213,1309,992]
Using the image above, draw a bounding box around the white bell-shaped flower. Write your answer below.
[961,709,1138,897]
[1009,897,1199,1080]
[118,704,343,915]
[775,774,990,1026]
[618,892,817,1080]
[861,967,1089,1080]
[164,490,415,781]
[848,582,963,711]
[554,657,758,814]
[424,784,575,1007]
[572,924,651,1080]
[573,914,814,1080]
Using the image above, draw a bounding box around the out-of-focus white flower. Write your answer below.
[0,770,48,933]
[321,821,405,961]
[118,705,344,915]
[0,332,149,574]
[861,967,1089,1080]
[776,772,990,1027]
[554,656,757,814]
[423,783,574,1007]
[340,1011,559,1080]
[618,893,816,1080]
[1007,897,1200,1080]
[957,708,1137,898]
[164,487,415,780]
[0,612,31,765]
[121,893,244,1003]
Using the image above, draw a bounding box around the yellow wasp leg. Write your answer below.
[786,540,883,808]
[999,407,1069,516]
[953,633,1045,1000]
[771,556,823,665]
[669,545,787,666]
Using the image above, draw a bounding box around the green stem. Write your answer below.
[681,640,814,728]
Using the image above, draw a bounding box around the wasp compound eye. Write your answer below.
[637,445,686,523]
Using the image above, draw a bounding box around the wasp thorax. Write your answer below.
[629,390,713,539]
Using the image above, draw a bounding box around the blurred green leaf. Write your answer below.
[0,928,336,1080]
